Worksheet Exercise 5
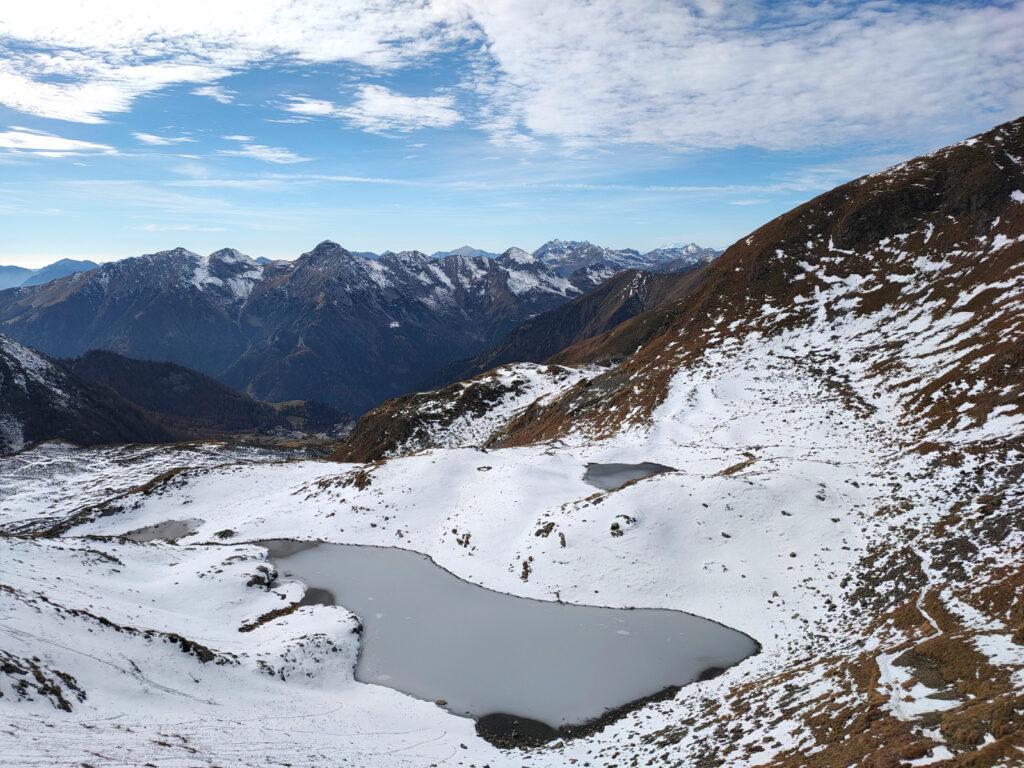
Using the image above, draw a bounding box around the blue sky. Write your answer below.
[1,1,1022,267]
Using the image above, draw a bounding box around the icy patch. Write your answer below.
[264,540,758,727]
[123,518,204,542]
[583,462,675,491]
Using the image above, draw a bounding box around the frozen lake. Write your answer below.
[124,518,202,542]
[260,540,757,729]
[583,462,675,491]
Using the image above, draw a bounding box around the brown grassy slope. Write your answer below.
[494,116,1024,448]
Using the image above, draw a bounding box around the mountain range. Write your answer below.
[0,258,98,290]
[0,240,717,414]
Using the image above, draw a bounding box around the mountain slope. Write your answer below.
[20,258,98,286]
[0,265,33,290]
[0,338,350,454]
[0,334,172,452]
[0,259,97,289]
[66,350,348,438]
[501,119,1024,447]
[220,243,578,413]
[438,266,706,385]
[0,247,259,372]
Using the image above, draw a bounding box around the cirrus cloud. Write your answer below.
[133,132,194,145]
[217,143,310,164]
[462,0,1024,150]
[283,86,460,133]
[192,84,235,104]
[0,126,116,157]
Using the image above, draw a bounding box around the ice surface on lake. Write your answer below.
[124,518,203,542]
[584,462,676,491]
[263,540,756,726]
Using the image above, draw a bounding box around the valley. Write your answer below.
[1,116,1021,767]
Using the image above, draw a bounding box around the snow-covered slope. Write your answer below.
[334,362,593,461]
[2,117,1022,768]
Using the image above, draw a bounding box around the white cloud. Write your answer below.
[222,134,254,142]
[0,127,116,157]
[0,1,1020,151]
[133,132,194,145]
[217,143,310,164]
[462,0,1024,150]
[192,84,235,104]
[0,1,465,123]
[338,85,460,133]
[283,86,460,133]
[283,96,339,117]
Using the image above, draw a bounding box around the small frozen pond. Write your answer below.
[260,540,757,731]
[584,462,675,491]
[124,518,202,542]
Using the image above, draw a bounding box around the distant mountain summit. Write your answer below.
[643,243,719,272]
[20,258,99,287]
[431,245,499,259]
[0,258,97,289]
[532,239,648,276]
[531,239,720,280]
[0,265,34,290]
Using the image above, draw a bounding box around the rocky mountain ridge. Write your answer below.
[0,239,719,414]
[0,242,583,413]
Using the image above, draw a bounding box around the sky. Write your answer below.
[0,1,1022,267]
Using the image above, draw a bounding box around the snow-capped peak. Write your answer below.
[498,247,538,265]
[192,248,263,300]
[208,248,256,266]
[144,246,203,262]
